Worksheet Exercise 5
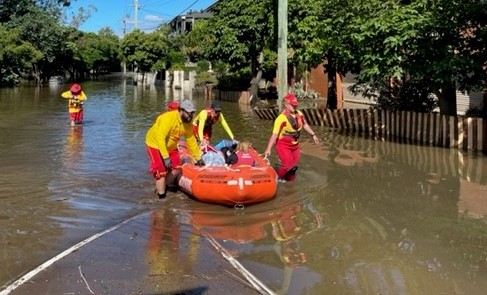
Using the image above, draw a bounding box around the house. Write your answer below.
[308,69,486,114]
[168,3,216,35]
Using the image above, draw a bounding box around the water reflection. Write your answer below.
[2,81,487,294]
[303,134,487,294]
[146,210,199,276]
[64,126,84,171]
[170,196,324,294]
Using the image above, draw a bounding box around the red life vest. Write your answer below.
[234,150,255,166]
[203,108,220,128]
[279,110,304,140]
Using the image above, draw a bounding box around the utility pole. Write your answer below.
[122,18,127,76]
[125,0,141,31]
[277,0,288,110]
[134,0,139,29]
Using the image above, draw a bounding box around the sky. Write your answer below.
[65,0,217,35]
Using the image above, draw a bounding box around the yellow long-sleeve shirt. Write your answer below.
[146,110,201,160]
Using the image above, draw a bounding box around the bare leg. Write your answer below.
[155,177,166,197]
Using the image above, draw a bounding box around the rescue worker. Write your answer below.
[146,100,204,199]
[264,93,319,182]
[192,100,234,145]
[61,83,87,126]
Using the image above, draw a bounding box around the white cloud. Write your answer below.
[144,14,164,22]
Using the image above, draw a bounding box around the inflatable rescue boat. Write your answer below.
[178,145,278,206]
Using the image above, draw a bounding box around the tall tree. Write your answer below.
[120,28,169,75]
[205,0,274,98]
[6,6,66,83]
[347,0,487,115]
[0,0,71,23]
[0,25,42,85]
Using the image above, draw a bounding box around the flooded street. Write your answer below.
[1,78,487,294]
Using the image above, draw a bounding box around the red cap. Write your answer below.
[167,101,180,110]
[70,83,82,95]
[284,93,298,106]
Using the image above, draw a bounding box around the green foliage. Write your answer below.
[261,48,277,74]
[0,25,42,85]
[196,60,211,73]
[66,4,97,29]
[76,30,120,74]
[205,0,274,72]
[288,0,327,68]
[195,71,218,87]
[120,29,169,73]
[216,71,252,91]
[374,80,438,113]
[183,20,210,62]
[289,82,319,100]
[464,107,483,118]
[5,5,66,81]
[346,0,487,114]
[0,0,69,23]
[167,51,186,70]
[213,61,229,77]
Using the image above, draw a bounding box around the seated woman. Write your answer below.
[232,141,257,167]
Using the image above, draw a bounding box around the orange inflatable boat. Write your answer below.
[178,145,278,207]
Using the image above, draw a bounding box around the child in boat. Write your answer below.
[232,141,257,167]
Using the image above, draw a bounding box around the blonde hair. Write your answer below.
[236,141,251,153]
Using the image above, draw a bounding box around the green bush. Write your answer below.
[195,71,217,87]
[290,82,319,100]
[465,106,483,118]
[216,72,252,91]
[375,80,437,113]
[196,60,210,73]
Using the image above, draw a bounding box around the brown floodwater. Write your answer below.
[1,77,487,294]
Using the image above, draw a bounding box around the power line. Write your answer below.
[174,0,200,17]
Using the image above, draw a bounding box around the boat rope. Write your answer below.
[0,212,148,295]
[204,233,275,295]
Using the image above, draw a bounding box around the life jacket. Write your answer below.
[234,150,255,166]
[279,110,304,140]
[68,97,83,109]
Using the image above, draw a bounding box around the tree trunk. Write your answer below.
[249,52,264,101]
[33,65,41,85]
[435,83,457,116]
[325,54,337,110]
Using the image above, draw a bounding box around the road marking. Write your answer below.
[204,233,275,295]
[0,212,147,295]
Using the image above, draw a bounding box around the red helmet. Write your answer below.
[283,93,298,106]
[70,83,82,95]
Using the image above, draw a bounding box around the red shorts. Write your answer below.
[69,110,83,124]
[146,146,181,179]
